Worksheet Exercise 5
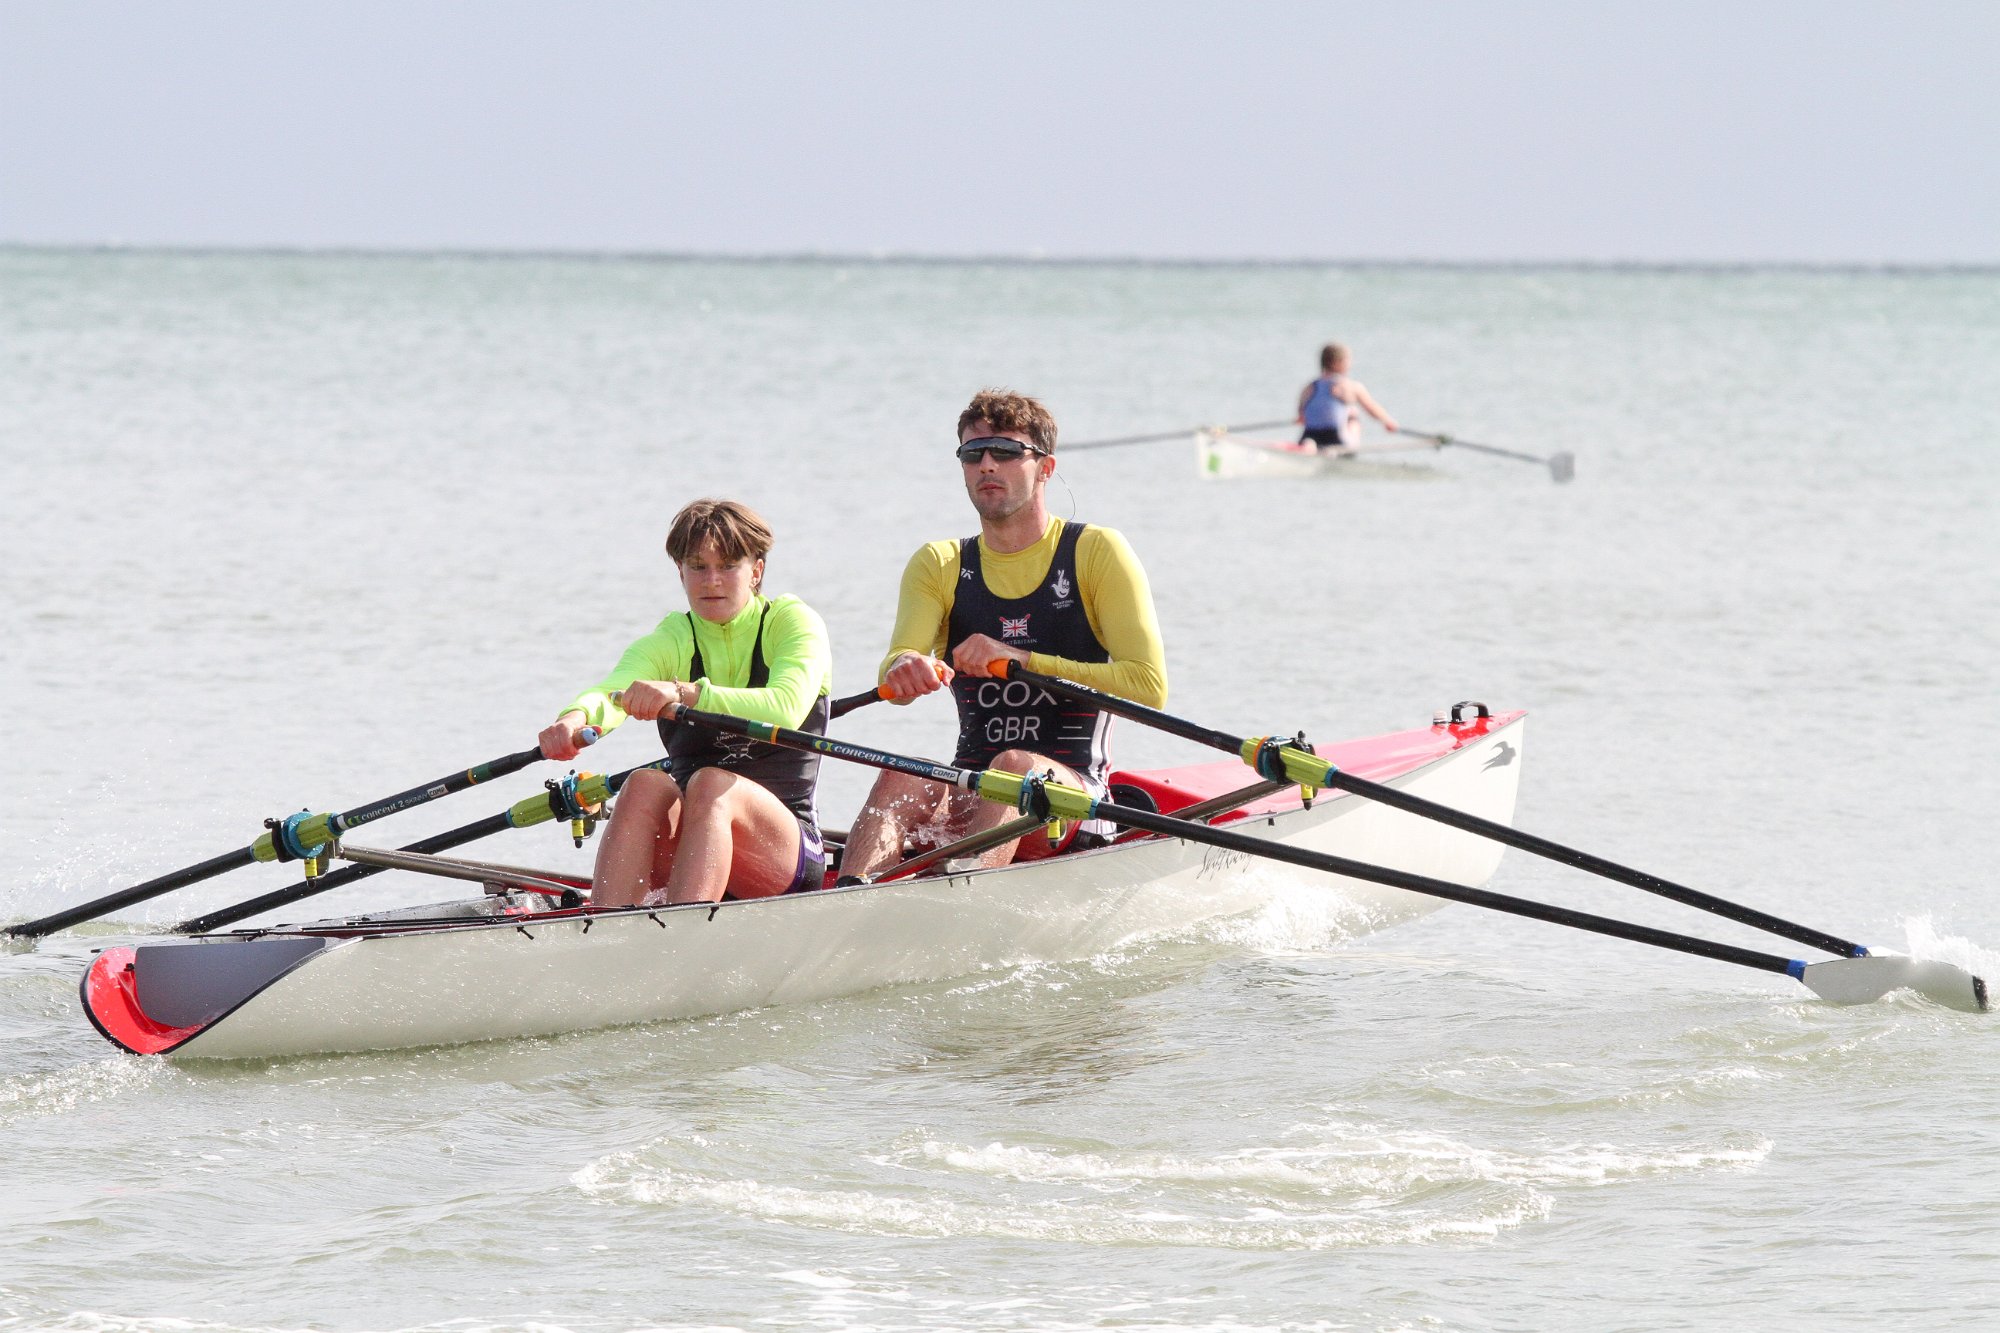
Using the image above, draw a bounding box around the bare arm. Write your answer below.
[1351,381,1398,433]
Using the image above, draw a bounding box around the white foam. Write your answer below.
[1898,914,2000,980]
[573,1116,1760,1251]
[913,1126,1769,1194]
[0,1058,166,1126]
[576,1150,1553,1248]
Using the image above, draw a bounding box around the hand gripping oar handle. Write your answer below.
[174,758,659,935]
[6,740,592,940]
[985,660,1866,961]
[1400,428,1575,484]
[828,659,952,720]
[666,705,1987,1009]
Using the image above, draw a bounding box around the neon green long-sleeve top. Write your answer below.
[563,593,832,732]
[879,517,1168,707]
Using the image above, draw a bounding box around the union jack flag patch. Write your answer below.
[999,614,1032,640]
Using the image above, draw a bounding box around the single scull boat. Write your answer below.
[1195,429,1444,480]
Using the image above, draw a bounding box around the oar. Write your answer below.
[6,741,592,940]
[830,687,892,719]
[988,661,1870,961]
[173,757,654,935]
[1064,419,1296,453]
[664,704,1988,1012]
[1399,427,1575,483]
[787,660,953,721]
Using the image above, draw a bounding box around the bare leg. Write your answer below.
[591,768,684,907]
[954,748,1086,868]
[662,767,814,905]
[841,769,955,879]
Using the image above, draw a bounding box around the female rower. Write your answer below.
[538,499,834,906]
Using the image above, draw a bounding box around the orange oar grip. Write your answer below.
[988,658,1016,679]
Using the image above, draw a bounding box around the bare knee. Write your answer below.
[685,766,742,804]
[621,768,682,803]
[989,749,1051,775]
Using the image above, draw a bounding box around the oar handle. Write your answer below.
[830,660,952,719]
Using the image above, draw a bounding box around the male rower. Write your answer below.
[838,388,1168,880]
[1298,342,1397,450]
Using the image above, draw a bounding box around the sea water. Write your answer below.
[1,249,1997,1331]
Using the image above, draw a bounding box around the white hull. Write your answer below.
[1196,430,1442,480]
[94,715,1524,1060]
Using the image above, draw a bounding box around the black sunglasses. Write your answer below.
[956,436,1050,464]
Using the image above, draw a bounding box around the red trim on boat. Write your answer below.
[80,946,206,1056]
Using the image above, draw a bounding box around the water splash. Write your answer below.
[574,1118,1763,1251]
[0,1058,165,1127]
[1897,915,1999,982]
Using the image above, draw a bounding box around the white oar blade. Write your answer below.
[1550,451,1577,484]
[1798,955,1989,1013]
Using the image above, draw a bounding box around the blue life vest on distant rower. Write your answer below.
[946,521,1113,786]
[1301,373,1348,431]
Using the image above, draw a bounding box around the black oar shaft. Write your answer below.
[8,745,553,940]
[1401,428,1575,482]
[10,847,259,939]
[175,762,655,935]
[1321,770,1860,958]
[330,747,544,834]
[665,706,1799,980]
[994,662,1863,959]
[1093,799,1796,978]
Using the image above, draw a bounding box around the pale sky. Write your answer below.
[3,0,1995,264]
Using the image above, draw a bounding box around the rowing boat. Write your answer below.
[81,708,1526,1060]
[1195,429,1444,480]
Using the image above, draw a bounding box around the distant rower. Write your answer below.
[1298,343,1398,451]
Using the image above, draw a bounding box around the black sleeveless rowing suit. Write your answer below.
[946,521,1113,791]
[656,605,831,892]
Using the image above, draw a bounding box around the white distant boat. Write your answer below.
[1195,428,1444,480]
[81,709,1526,1061]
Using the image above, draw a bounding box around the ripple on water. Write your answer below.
[571,1117,1765,1251]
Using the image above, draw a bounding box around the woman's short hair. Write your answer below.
[665,498,774,565]
[1319,343,1349,371]
[957,388,1058,453]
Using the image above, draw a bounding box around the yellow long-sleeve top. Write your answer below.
[563,593,832,732]
[880,518,1168,707]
